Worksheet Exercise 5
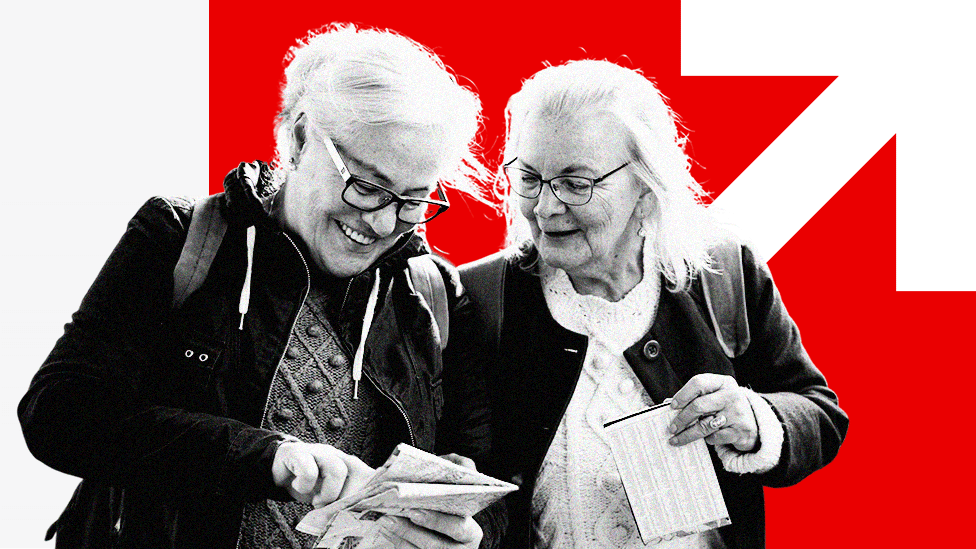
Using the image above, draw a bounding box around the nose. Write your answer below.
[361,203,399,238]
[532,182,566,218]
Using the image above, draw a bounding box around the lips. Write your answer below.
[336,220,378,245]
[542,228,579,238]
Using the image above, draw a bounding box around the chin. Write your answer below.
[538,250,581,273]
[313,255,367,278]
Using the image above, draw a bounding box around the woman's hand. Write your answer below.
[377,510,483,549]
[271,441,374,507]
[667,373,758,452]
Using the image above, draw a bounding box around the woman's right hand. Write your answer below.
[271,441,374,507]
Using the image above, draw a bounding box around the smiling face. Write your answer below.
[279,121,443,277]
[514,109,651,286]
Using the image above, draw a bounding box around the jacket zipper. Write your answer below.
[256,232,311,423]
[235,232,310,549]
[364,368,416,447]
[336,270,417,447]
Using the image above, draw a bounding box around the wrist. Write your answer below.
[715,390,783,474]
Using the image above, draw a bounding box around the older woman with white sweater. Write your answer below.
[460,60,848,549]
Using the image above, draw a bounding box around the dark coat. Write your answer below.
[18,167,500,548]
[462,244,848,549]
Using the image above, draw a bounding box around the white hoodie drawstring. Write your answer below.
[236,221,380,396]
[352,269,381,399]
[238,225,256,330]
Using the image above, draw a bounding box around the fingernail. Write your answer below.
[668,437,679,446]
[668,423,677,434]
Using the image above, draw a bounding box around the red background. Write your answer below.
[211,1,974,545]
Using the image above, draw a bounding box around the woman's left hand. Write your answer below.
[667,373,758,452]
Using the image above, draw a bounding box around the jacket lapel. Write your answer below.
[495,264,588,472]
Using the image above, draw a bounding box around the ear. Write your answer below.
[291,112,308,163]
[635,186,656,220]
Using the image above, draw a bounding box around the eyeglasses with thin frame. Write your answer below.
[502,158,631,206]
[322,136,450,224]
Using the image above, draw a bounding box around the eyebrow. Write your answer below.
[516,159,596,177]
[334,142,432,196]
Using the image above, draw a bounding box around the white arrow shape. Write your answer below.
[706,74,895,263]
[682,0,976,290]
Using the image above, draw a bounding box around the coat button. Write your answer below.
[328,417,346,430]
[307,325,324,338]
[329,354,348,368]
[643,340,661,359]
[275,407,294,421]
[285,346,300,359]
[306,379,325,394]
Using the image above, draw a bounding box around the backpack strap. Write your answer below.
[701,240,750,358]
[458,251,507,358]
[407,255,450,351]
[172,194,227,309]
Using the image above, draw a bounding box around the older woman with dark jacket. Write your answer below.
[461,60,848,549]
[19,24,501,549]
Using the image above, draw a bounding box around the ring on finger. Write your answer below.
[705,414,727,430]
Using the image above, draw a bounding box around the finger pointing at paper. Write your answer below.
[271,441,375,507]
[667,373,759,452]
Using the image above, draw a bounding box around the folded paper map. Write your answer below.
[297,444,517,548]
[604,402,731,544]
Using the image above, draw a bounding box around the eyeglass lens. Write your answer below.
[505,168,593,205]
[343,180,444,223]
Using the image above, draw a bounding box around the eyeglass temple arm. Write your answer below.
[593,161,630,183]
[435,183,450,206]
[322,136,351,182]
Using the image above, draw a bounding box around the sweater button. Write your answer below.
[611,524,630,542]
[286,346,300,359]
[328,417,346,430]
[329,354,348,368]
[307,324,324,338]
[306,379,325,394]
[642,340,661,359]
[275,407,294,421]
[619,379,635,394]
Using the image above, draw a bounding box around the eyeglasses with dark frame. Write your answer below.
[322,136,450,224]
[502,158,631,206]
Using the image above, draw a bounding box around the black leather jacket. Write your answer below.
[19,166,501,548]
